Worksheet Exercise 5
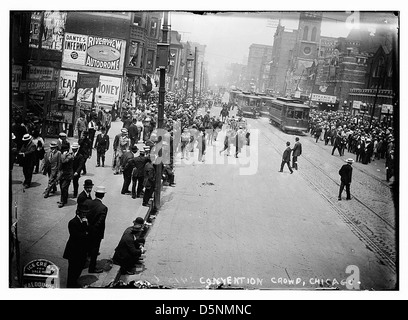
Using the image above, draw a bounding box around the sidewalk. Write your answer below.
[10,120,150,288]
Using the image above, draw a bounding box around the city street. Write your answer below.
[119,105,397,290]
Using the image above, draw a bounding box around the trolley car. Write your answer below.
[269,97,310,133]
[236,92,261,118]
[259,96,276,118]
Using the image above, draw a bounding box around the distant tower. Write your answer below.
[296,12,322,62]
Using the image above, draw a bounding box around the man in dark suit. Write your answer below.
[121,145,137,195]
[63,202,90,288]
[142,157,156,206]
[94,126,110,167]
[292,137,302,171]
[112,218,147,275]
[86,186,108,273]
[128,118,139,148]
[338,158,354,201]
[332,132,343,156]
[130,150,149,199]
[77,179,94,205]
[279,142,293,174]
[78,131,92,175]
[72,142,85,198]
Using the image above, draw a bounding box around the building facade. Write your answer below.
[245,44,273,93]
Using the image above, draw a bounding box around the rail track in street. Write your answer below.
[254,118,397,273]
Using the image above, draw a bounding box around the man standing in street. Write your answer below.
[113,128,130,175]
[87,186,108,273]
[72,142,85,199]
[332,131,343,156]
[279,141,293,174]
[338,158,354,201]
[128,117,139,148]
[131,150,149,199]
[77,179,94,205]
[57,132,70,152]
[63,202,90,288]
[75,114,87,141]
[292,137,302,171]
[58,144,74,208]
[94,126,110,167]
[78,131,92,175]
[19,134,37,188]
[142,157,155,207]
[87,116,97,147]
[121,145,138,195]
[43,141,61,198]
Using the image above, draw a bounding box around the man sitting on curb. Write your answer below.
[112,217,147,275]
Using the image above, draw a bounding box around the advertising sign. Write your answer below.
[29,11,66,51]
[20,80,58,93]
[62,32,126,76]
[311,85,337,104]
[12,65,23,90]
[28,66,54,80]
[381,104,393,114]
[353,101,362,109]
[58,70,122,106]
[23,259,60,288]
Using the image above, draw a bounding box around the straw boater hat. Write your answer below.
[50,141,58,148]
[346,158,354,164]
[95,186,107,194]
[22,134,32,141]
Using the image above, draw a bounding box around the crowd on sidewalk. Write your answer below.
[308,110,396,182]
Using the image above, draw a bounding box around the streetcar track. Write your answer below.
[252,118,396,272]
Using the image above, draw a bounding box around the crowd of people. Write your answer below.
[308,110,396,182]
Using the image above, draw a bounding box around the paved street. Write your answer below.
[120,105,396,290]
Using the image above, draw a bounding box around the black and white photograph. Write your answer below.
[4,1,405,302]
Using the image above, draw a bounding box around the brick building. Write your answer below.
[245,44,273,93]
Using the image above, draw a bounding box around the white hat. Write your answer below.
[346,158,354,164]
[95,186,107,194]
[22,134,32,141]
[72,142,80,149]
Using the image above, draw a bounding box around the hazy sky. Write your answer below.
[168,11,398,86]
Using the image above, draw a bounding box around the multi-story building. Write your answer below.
[269,24,298,96]
[11,11,164,137]
[167,30,184,92]
[226,63,246,90]
[245,44,273,93]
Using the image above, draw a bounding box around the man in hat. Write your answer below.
[19,134,37,188]
[43,141,61,197]
[86,186,108,273]
[279,141,294,174]
[63,202,90,288]
[77,179,94,205]
[112,217,147,275]
[121,145,138,195]
[58,144,74,208]
[142,156,156,207]
[113,128,130,175]
[338,159,354,201]
[94,126,110,167]
[130,149,149,199]
[75,115,87,142]
[78,131,92,175]
[57,132,70,152]
[72,142,85,198]
[291,137,302,171]
[128,117,139,147]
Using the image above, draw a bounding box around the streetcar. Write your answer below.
[236,92,261,118]
[269,97,310,133]
[259,96,277,118]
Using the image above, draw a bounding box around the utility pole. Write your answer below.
[154,11,169,211]
[192,46,197,107]
[369,67,384,129]
[199,61,203,105]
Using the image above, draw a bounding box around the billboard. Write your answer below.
[29,11,67,51]
[311,85,337,104]
[62,32,126,76]
[58,70,122,106]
